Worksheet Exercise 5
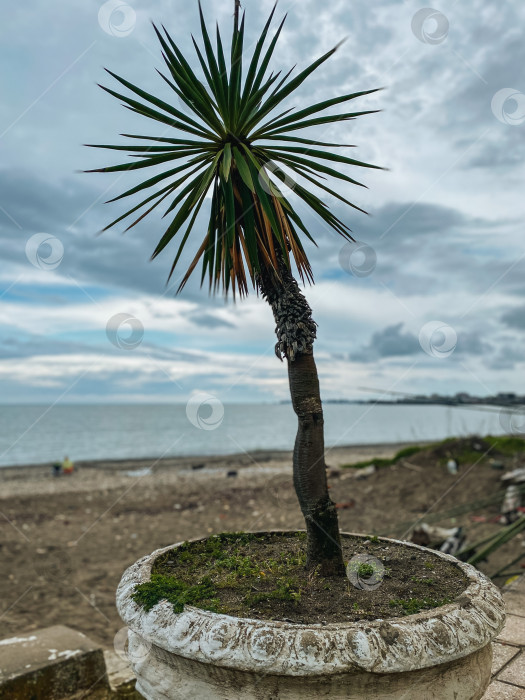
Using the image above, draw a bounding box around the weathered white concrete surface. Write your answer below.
[0,625,108,699]
[117,532,506,699]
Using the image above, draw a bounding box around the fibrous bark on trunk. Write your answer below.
[257,261,345,577]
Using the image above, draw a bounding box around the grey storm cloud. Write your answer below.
[0,335,99,360]
[456,331,492,356]
[0,168,217,301]
[488,343,523,370]
[310,200,483,263]
[501,306,525,330]
[353,323,419,362]
[351,324,494,365]
[188,313,236,330]
[318,199,524,304]
[452,27,525,169]
[0,169,97,231]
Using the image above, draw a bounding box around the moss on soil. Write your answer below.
[132,531,468,624]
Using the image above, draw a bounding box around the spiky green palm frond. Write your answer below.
[87,2,383,296]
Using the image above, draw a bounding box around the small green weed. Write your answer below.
[389,597,452,616]
[411,576,435,586]
[356,563,375,578]
[245,578,303,606]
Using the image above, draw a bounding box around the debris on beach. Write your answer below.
[501,468,525,484]
[411,523,462,549]
[335,501,355,510]
[125,467,152,477]
[500,485,522,524]
[354,465,376,479]
[446,459,458,475]
[439,527,465,556]
[398,460,423,473]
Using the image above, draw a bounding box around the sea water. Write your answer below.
[0,402,509,467]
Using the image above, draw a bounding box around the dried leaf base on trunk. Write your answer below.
[116,533,505,700]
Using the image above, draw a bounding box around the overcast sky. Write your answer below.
[1,0,524,404]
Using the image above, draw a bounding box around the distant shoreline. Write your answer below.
[0,440,425,474]
[0,398,521,407]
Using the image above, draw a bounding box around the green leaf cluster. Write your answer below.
[88,3,382,295]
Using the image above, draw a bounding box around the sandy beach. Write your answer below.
[0,440,519,649]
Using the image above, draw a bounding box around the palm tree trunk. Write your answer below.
[257,261,346,577]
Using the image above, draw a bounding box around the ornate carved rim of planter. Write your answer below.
[116,532,505,676]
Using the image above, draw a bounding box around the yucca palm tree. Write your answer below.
[87,1,382,576]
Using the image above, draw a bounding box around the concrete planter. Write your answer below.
[116,533,505,700]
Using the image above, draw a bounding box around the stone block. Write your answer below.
[482,680,525,699]
[498,614,525,646]
[103,649,142,698]
[498,651,525,687]
[0,625,109,699]
[491,642,521,676]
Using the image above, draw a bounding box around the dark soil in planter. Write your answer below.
[132,532,469,624]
